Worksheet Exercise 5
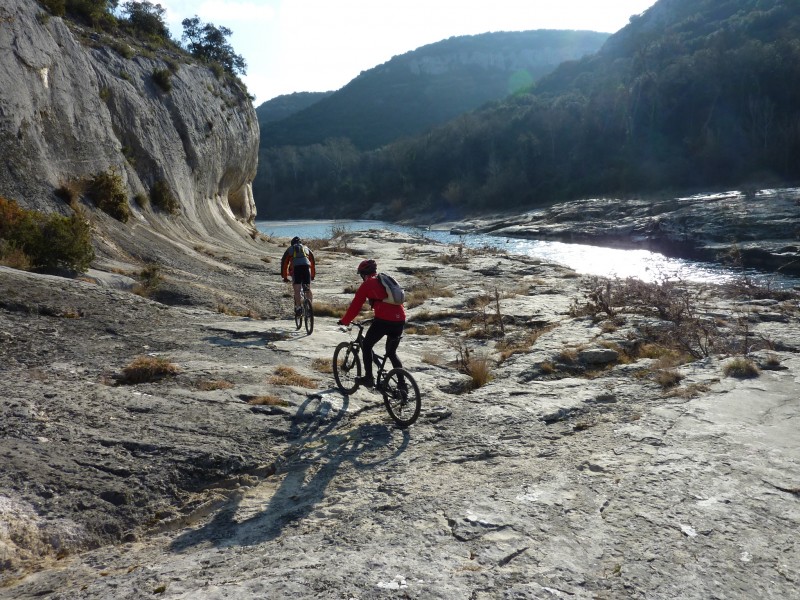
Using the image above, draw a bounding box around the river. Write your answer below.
[256,219,797,288]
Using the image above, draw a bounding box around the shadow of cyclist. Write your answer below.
[170,390,410,551]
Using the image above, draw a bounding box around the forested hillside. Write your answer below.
[260,30,608,151]
[257,0,800,221]
[256,91,333,127]
[254,30,609,218]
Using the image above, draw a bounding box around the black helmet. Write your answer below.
[291,236,301,245]
[357,259,377,276]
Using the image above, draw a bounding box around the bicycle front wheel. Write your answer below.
[333,342,361,394]
[303,299,314,334]
[382,368,421,428]
[294,302,302,329]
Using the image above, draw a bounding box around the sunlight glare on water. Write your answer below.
[256,219,780,286]
[498,238,733,284]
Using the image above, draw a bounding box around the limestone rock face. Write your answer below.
[0,0,258,247]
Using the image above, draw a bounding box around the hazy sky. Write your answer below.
[158,0,658,104]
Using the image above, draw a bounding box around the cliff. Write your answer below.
[0,0,259,263]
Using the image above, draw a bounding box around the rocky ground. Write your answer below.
[1,228,799,599]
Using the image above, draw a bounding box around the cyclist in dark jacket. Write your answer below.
[281,236,316,315]
[338,259,405,388]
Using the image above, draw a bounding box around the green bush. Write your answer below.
[88,169,130,222]
[40,0,66,16]
[0,196,94,273]
[152,68,172,92]
[150,179,179,214]
[53,0,117,30]
[133,262,162,297]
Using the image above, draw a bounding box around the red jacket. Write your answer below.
[340,274,406,325]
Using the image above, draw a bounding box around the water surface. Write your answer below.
[257,219,795,288]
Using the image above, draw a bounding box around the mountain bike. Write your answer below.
[332,319,421,428]
[294,283,313,334]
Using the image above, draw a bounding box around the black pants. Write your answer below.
[363,319,404,379]
[292,264,311,285]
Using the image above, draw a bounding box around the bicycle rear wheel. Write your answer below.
[333,342,361,394]
[382,368,421,428]
[303,298,314,334]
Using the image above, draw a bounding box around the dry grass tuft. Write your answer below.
[405,273,454,308]
[558,347,578,364]
[195,379,234,391]
[119,356,178,384]
[405,323,443,336]
[216,302,260,319]
[666,382,712,399]
[653,369,683,389]
[248,395,289,407]
[723,357,760,379]
[496,328,549,362]
[269,366,317,388]
[465,353,493,389]
[312,358,333,374]
[540,361,556,374]
[313,301,348,318]
[421,351,444,366]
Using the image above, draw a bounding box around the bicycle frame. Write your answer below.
[334,319,421,428]
[346,320,390,387]
[293,282,314,334]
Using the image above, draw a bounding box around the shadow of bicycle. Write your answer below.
[170,391,410,551]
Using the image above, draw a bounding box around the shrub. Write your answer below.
[112,42,135,59]
[87,169,130,222]
[0,197,94,273]
[133,262,162,297]
[0,241,32,270]
[54,179,84,208]
[152,68,172,92]
[60,0,117,30]
[41,0,66,16]
[150,179,179,213]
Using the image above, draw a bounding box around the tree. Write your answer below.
[121,1,170,40]
[44,0,118,29]
[181,16,247,76]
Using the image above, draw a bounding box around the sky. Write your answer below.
[157,0,658,105]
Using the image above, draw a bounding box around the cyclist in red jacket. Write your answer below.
[337,259,405,388]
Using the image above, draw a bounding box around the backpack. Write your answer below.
[292,244,308,259]
[377,273,405,305]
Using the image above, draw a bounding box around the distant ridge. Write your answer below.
[256,91,333,127]
[258,30,609,151]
